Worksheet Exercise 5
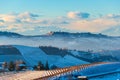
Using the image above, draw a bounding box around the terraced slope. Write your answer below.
[0,45,25,62]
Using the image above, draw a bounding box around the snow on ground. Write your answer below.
[1,62,120,80]
[14,45,61,66]
[89,72,120,80]
[0,55,24,62]
[13,45,89,67]
[0,71,46,80]
[79,62,120,76]
[54,55,89,68]
[1,71,120,80]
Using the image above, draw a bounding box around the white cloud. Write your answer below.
[64,18,119,32]
[67,11,90,19]
[105,14,120,19]
[0,12,41,31]
[0,12,40,23]
[64,12,120,33]
[0,11,120,35]
[0,14,17,22]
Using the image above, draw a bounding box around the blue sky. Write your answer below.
[0,0,119,16]
[0,0,120,36]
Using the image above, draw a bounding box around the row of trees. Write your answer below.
[2,60,58,72]
[2,60,26,71]
[33,61,59,70]
[33,61,49,70]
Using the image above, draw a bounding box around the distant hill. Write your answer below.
[0,31,23,37]
[0,31,120,52]
[0,31,114,38]
[46,31,111,38]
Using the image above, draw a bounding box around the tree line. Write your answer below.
[1,60,59,72]
[33,61,49,70]
[2,60,26,71]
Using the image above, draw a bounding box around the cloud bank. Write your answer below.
[0,11,120,36]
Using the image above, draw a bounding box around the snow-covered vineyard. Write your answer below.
[0,62,120,80]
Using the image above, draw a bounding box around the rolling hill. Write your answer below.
[0,31,120,52]
[0,45,119,68]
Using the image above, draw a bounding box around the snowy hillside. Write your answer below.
[14,45,89,67]
[0,45,25,62]
[99,50,120,61]
[0,45,89,67]
[1,62,120,80]
[70,50,119,62]
[0,45,120,68]
[53,55,89,68]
